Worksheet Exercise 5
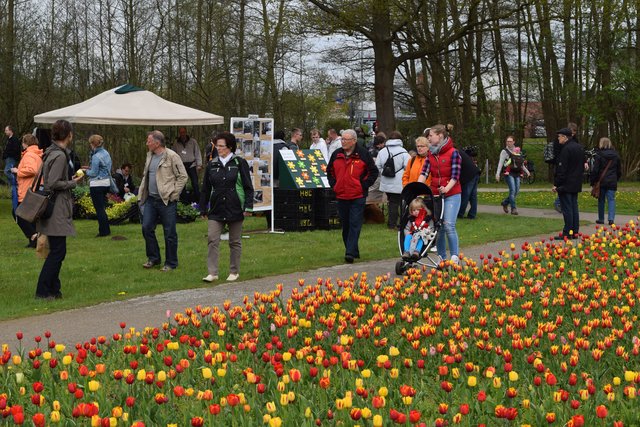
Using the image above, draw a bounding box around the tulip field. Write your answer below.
[1,221,640,426]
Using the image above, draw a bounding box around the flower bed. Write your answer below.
[72,186,199,224]
[1,223,639,426]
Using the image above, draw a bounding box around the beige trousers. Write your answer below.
[207,220,243,276]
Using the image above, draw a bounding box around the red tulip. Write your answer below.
[596,405,608,418]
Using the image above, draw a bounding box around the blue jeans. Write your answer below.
[501,175,520,210]
[598,188,616,223]
[558,191,579,237]
[90,186,111,236]
[4,157,18,212]
[437,193,460,259]
[458,174,479,218]
[336,197,366,258]
[141,196,179,268]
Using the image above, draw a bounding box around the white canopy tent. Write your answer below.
[34,84,224,126]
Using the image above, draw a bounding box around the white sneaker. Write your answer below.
[227,273,239,281]
[450,255,460,265]
[220,233,229,241]
[202,274,218,282]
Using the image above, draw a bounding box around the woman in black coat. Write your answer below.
[199,132,254,283]
[590,137,622,225]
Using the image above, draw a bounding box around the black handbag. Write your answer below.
[15,154,56,222]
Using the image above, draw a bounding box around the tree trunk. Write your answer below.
[372,39,396,134]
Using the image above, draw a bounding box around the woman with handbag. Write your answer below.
[590,137,621,225]
[10,134,43,248]
[35,120,84,300]
[85,134,113,237]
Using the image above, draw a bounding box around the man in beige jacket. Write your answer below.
[139,130,188,271]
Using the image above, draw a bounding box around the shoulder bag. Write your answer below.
[590,159,612,199]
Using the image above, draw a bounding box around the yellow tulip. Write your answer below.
[217,368,227,377]
[509,371,519,382]
[373,414,383,427]
[467,376,477,387]
[202,368,212,379]
[88,380,100,392]
[50,411,61,423]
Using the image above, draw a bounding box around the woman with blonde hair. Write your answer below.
[418,124,462,265]
[85,134,113,237]
[590,137,621,225]
[402,136,430,187]
[11,134,43,247]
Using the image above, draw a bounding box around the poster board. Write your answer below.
[278,149,331,189]
[230,117,274,212]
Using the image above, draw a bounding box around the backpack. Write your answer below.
[543,142,555,163]
[506,150,524,173]
[381,147,405,177]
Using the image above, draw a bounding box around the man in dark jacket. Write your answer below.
[458,146,481,219]
[327,129,379,263]
[552,128,584,239]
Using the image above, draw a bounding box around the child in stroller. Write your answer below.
[402,198,436,260]
[395,182,443,275]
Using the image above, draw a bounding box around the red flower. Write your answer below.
[32,382,44,393]
[440,381,453,392]
[546,373,557,386]
[191,417,204,427]
[125,396,136,407]
[350,408,362,420]
[32,413,45,427]
[227,393,240,406]
[569,415,585,427]
[477,390,487,402]
[209,404,221,415]
[459,403,469,415]
[409,410,421,423]
[546,413,556,423]
[596,405,608,418]
[399,384,416,397]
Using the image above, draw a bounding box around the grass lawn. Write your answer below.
[0,198,567,321]
[477,189,640,215]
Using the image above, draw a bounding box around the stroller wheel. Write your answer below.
[395,261,406,276]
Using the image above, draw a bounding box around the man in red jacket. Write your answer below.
[327,129,379,263]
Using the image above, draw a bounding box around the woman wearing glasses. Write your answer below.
[402,135,430,187]
[200,132,254,283]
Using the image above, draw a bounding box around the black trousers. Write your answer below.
[36,235,66,298]
[182,162,200,202]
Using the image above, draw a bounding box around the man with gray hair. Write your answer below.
[327,129,378,263]
[139,130,188,271]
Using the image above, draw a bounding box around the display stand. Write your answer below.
[274,149,340,232]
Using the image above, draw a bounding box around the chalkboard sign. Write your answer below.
[278,149,331,189]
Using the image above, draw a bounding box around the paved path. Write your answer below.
[0,205,636,348]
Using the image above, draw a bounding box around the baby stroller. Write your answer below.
[395,182,444,275]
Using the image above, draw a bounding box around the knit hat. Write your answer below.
[556,128,572,137]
